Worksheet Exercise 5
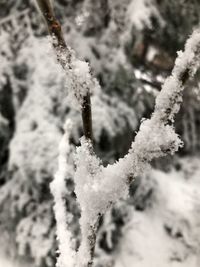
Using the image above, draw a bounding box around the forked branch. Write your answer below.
[35,1,200,267]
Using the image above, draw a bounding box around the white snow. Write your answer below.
[0,254,32,267]
[50,120,76,267]
[67,58,95,107]
[127,0,165,30]
[0,256,15,267]
[50,35,96,107]
[146,45,158,62]
[115,158,200,267]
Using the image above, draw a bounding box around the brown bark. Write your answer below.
[36,0,93,141]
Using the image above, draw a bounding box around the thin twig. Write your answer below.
[35,0,93,141]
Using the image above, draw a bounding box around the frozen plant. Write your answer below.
[35,1,200,267]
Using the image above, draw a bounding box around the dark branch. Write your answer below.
[35,0,93,141]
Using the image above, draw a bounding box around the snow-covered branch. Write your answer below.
[35,0,93,141]
[73,29,200,267]
[50,120,76,267]
[37,1,200,266]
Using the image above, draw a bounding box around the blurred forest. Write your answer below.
[0,0,200,267]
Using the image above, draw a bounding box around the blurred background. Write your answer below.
[0,0,200,266]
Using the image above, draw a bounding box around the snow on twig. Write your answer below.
[35,0,93,140]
